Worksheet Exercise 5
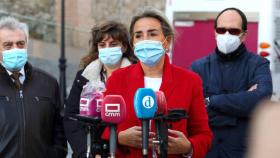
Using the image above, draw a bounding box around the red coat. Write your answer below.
[103,55,213,158]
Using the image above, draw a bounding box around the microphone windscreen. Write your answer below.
[80,92,103,118]
[155,91,167,115]
[134,88,157,119]
[89,92,103,118]
[101,95,126,124]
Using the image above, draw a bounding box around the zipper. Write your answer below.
[17,89,26,158]
[19,90,23,98]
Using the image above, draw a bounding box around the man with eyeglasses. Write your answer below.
[0,16,67,157]
[191,8,272,158]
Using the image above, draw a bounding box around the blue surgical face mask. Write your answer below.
[134,40,165,67]
[98,46,123,67]
[2,48,28,71]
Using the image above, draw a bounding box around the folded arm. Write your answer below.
[209,59,272,117]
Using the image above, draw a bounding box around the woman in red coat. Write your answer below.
[103,7,213,158]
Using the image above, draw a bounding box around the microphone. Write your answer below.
[78,92,104,158]
[79,81,105,119]
[78,82,105,158]
[154,91,168,158]
[89,92,104,118]
[134,88,157,157]
[101,95,126,158]
[155,91,167,116]
[80,91,103,119]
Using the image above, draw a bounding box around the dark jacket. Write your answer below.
[63,58,131,158]
[191,45,272,158]
[0,63,67,158]
[63,69,88,158]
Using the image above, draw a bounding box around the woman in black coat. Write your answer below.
[63,21,137,158]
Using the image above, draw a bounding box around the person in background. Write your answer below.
[246,101,280,158]
[102,7,213,158]
[0,16,67,157]
[63,21,137,158]
[191,7,272,158]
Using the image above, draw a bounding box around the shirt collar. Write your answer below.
[6,67,25,77]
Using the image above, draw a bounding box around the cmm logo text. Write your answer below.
[105,104,120,117]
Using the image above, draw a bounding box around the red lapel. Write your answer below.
[159,55,176,100]
[128,62,145,102]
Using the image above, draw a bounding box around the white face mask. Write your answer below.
[216,32,241,54]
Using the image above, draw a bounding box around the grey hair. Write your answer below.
[0,16,29,42]
[129,6,174,44]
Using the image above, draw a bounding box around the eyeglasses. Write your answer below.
[215,27,243,35]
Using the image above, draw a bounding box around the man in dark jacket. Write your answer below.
[191,8,272,158]
[0,16,67,157]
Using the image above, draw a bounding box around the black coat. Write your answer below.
[0,63,67,158]
[63,70,88,158]
[64,58,132,158]
[64,57,131,158]
[63,70,108,158]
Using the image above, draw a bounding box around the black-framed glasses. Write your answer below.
[215,27,242,35]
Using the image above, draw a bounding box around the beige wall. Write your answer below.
[55,0,165,48]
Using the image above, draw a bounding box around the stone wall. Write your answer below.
[0,0,166,94]
[0,0,56,42]
[0,0,165,47]
[55,0,166,48]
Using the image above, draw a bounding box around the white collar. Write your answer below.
[82,57,131,81]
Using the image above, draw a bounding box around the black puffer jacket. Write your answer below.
[0,63,67,158]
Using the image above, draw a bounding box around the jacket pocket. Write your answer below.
[0,96,10,120]
[33,96,53,112]
[31,96,55,137]
[0,96,10,142]
[34,96,51,102]
[0,96,9,102]
[32,96,54,120]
